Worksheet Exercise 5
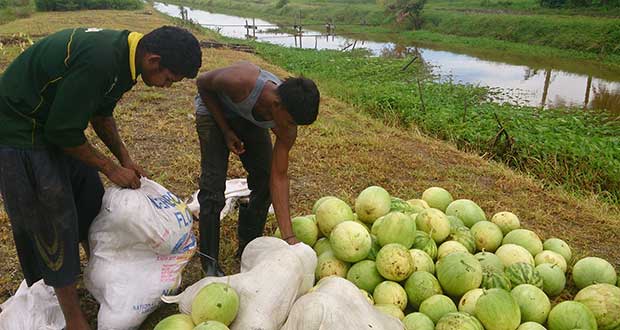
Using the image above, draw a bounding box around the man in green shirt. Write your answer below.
[0,26,201,329]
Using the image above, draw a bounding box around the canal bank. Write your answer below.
[153,1,620,203]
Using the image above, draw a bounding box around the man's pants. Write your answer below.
[195,114,272,267]
[0,146,104,288]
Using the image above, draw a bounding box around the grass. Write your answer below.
[253,43,620,203]
[0,3,34,24]
[1,5,620,329]
[167,0,620,58]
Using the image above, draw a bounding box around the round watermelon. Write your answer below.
[421,187,453,212]
[448,215,466,231]
[409,249,435,274]
[574,283,620,330]
[406,199,430,213]
[412,230,438,260]
[376,211,416,248]
[316,197,354,237]
[436,252,483,297]
[437,241,469,259]
[403,312,434,330]
[517,322,547,330]
[374,304,404,320]
[470,221,504,252]
[312,196,337,214]
[313,237,332,256]
[291,216,319,246]
[572,256,617,289]
[491,211,520,235]
[475,251,505,273]
[419,294,457,323]
[543,238,572,263]
[154,314,195,330]
[547,301,597,330]
[404,271,443,309]
[534,250,567,273]
[475,288,521,330]
[315,251,350,280]
[375,243,414,281]
[458,288,484,315]
[445,199,487,228]
[496,244,535,267]
[436,312,484,330]
[448,226,476,253]
[511,284,550,324]
[346,260,384,293]
[355,186,391,224]
[505,262,543,289]
[535,263,566,297]
[193,321,230,330]
[415,208,451,243]
[481,271,512,290]
[373,281,408,310]
[502,229,543,257]
[191,283,239,326]
[330,221,371,262]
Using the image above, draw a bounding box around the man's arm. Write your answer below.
[270,125,298,244]
[63,142,141,189]
[91,115,146,177]
[196,69,245,154]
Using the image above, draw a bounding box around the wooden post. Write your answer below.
[315,35,318,50]
[584,75,592,109]
[540,68,552,109]
[252,18,256,38]
[245,19,249,38]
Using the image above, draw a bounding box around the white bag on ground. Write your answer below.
[281,276,405,330]
[162,237,316,330]
[85,178,196,330]
[186,178,274,220]
[0,280,65,330]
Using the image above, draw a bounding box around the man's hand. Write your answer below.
[225,131,245,155]
[121,157,148,178]
[284,236,300,245]
[103,163,141,189]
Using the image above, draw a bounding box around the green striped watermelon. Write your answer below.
[412,231,438,260]
[449,226,476,253]
[505,263,543,289]
[481,271,512,290]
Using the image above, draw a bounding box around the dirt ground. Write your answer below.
[0,7,618,328]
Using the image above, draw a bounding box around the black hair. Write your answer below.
[277,77,320,125]
[139,26,202,78]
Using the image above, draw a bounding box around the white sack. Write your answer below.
[161,237,316,330]
[0,280,65,330]
[281,276,405,330]
[186,178,274,220]
[84,178,196,330]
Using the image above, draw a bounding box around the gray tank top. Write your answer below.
[195,69,281,129]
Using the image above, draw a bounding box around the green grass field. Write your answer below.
[1,4,620,329]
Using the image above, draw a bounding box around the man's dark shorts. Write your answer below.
[0,146,103,288]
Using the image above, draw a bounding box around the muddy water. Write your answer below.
[154,2,620,116]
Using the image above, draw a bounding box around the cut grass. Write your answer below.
[0,6,619,329]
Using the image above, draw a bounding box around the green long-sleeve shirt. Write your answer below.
[0,28,141,148]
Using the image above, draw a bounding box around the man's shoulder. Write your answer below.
[72,28,129,70]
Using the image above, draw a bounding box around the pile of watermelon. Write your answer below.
[286,186,620,330]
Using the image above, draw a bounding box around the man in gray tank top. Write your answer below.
[195,61,320,276]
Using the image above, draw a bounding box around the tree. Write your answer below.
[385,0,427,30]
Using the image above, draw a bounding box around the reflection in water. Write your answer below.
[592,84,620,116]
[154,2,620,116]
